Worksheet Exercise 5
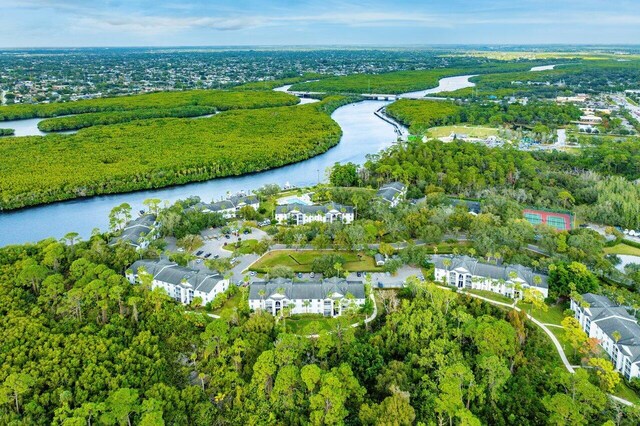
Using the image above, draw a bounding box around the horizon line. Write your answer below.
[2,43,640,50]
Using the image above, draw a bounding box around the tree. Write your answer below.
[561,316,588,360]
[176,234,203,253]
[523,288,547,316]
[142,198,162,215]
[589,358,621,393]
[330,162,359,187]
[378,242,395,258]
[1,373,34,414]
[270,265,295,279]
[549,262,599,298]
[63,232,80,246]
[109,203,132,232]
[103,388,139,426]
[359,386,416,425]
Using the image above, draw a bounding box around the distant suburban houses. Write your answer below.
[127,258,229,306]
[275,203,355,225]
[571,293,640,379]
[376,182,406,207]
[109,214,157,250]
[193,195,260,219]
[248,277,366,317]
[432,255,549,299]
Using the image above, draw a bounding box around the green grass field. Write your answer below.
[224,239,261,255]
[212,293,245,319]
[427,125,499,139]
[519,303,567,325]
[282,313,364,335]
[464,289,513,304]
[605,243,640,257]
[614,381,640,405]
[249,250,382,273]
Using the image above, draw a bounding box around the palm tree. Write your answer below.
[258,289,266,310]
[303,299,311,313]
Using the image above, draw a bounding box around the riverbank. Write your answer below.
[0,98,347,211]
[0,74,475,245]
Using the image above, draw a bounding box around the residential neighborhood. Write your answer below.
[572,293,640,379]
[432,254,549,299]
[127,258,229,306]
[275,202,355,225]
[248,277,366,317]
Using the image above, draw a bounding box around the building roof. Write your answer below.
[207,200,235,212]
[580,293,640,363]
[109,214,156,247]
[249,277,365,301]
[129,258,225,295]
[229,195,259,206]
[374,254,385,263]
[431,255,548,289]
[449,198,481,214]
[376,182,406,203]
[275,203,354,215]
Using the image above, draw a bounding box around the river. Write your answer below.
[0,75,475,246]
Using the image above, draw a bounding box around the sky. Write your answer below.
[1,0,640,47]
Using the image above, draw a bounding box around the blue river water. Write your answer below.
[0,75,476,245]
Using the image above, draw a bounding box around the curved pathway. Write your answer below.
[454,288,634,406]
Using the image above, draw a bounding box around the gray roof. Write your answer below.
[381,182,406,192]
[228,195,259,206]
[249,277,365,301]
[275,203,354,215]
[450,198,481,214]
[129,258,225,294]
[191,195,260,213]
[431,255,548,289]
[207,200,235,211]
[581,294,640,363]
[376,182,406,203]
[374,254,385,262]
[109,214,156,247]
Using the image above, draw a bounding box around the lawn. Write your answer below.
[464,289,513,304]
[605,243,640,257]
[614,381,640,405]
[224,239,261,255]
[426,125,499,139]
[212,293,245,319]
[519,302,568,325]
[282,313,364,335]
[250,250,383,273]
[548,327,582,365]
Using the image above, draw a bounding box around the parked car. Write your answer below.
[310,272,315,278]
[225,234,231,239]
[196,259,202,264]
[204,253,212,259]
[356,271,362,277]
[213,254,219,259]
[243,229,251,235]
[196,250,204,256]
[177,248,185,252]
[297,272,303,278]
[250,271,256,276]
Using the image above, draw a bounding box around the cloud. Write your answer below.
[69,8,640,36]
